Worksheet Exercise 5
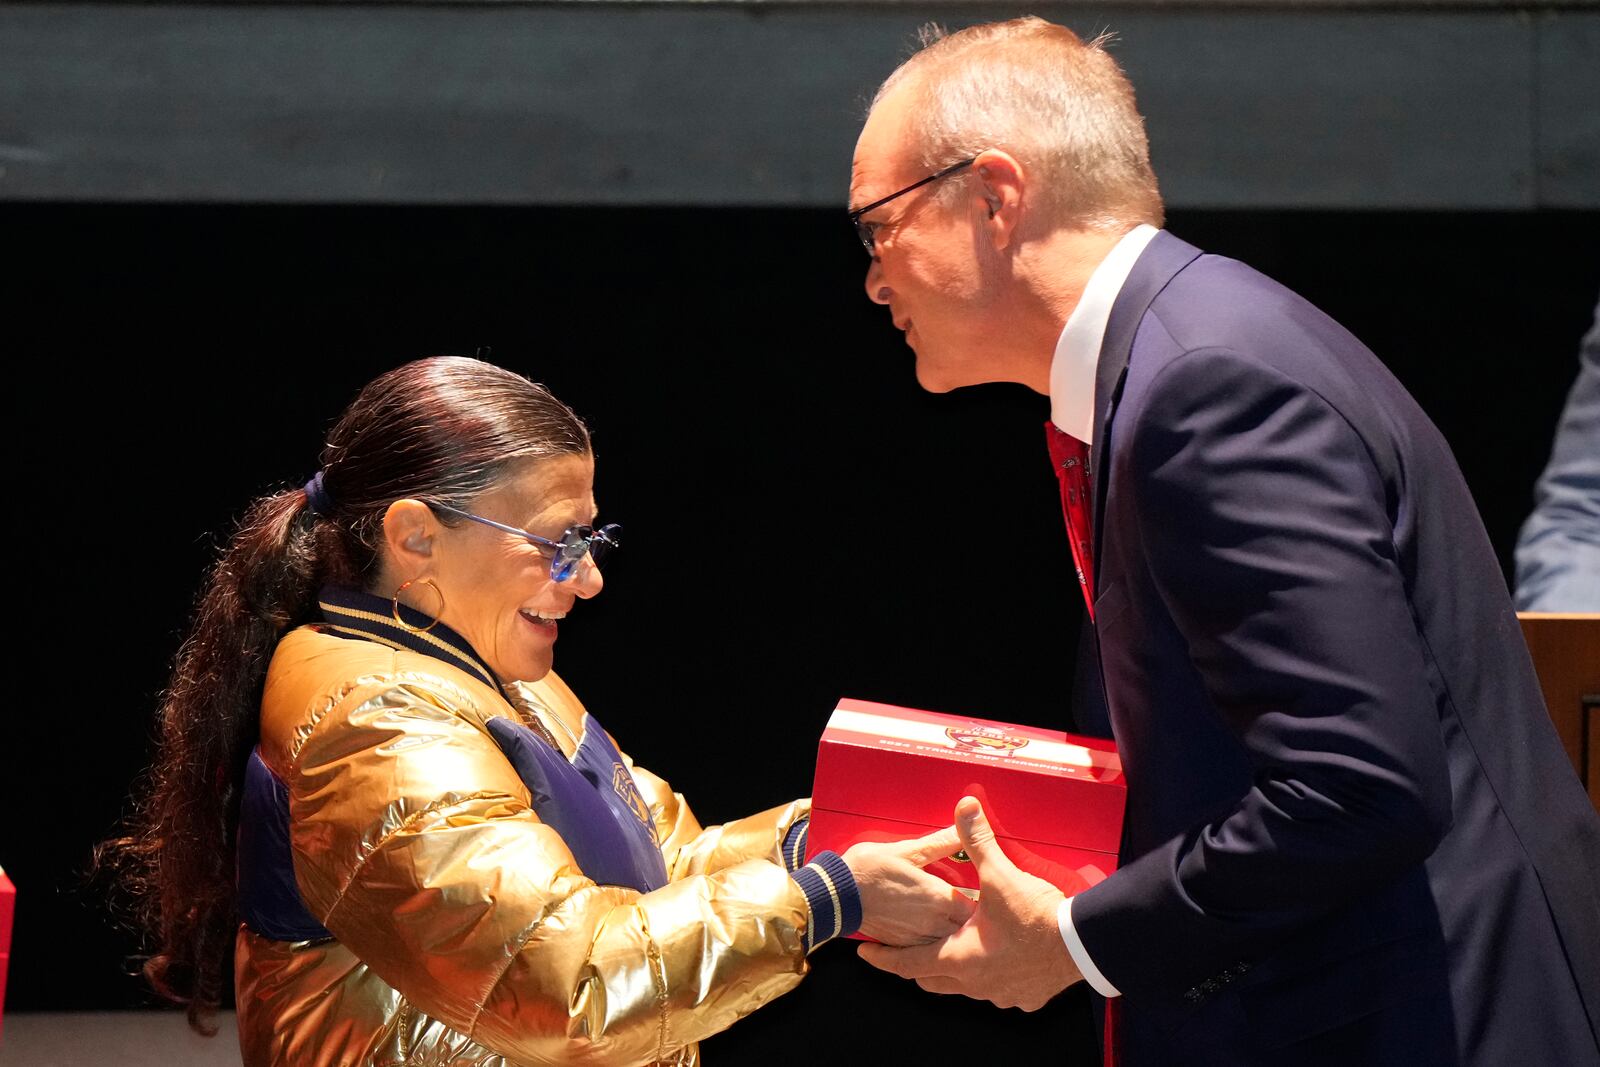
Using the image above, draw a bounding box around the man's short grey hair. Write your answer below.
[875,18,1164,231]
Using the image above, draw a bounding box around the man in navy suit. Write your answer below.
[850,18,1600,1065]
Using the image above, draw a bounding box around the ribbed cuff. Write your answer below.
[791,850,862,952]
[781,817,810,873]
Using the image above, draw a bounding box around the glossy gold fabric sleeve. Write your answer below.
[282,668,809,1066]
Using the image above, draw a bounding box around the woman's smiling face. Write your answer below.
[423,452,602,683]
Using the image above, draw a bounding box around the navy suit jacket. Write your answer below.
[1068,232,1600,1066]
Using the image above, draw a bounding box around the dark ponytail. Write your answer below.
[101,357,589,1031]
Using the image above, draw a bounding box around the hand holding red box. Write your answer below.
[834,826,975,947]
[808,698,1125,902]
[859,796,1089,1012]
[809,700,1124,1010]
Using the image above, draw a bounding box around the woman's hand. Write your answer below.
[843,828,976,946]
[857,798,1083,1011]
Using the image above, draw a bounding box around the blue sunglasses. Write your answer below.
[430,503,621,582]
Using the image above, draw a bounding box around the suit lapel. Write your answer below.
[1090,231,1204,584]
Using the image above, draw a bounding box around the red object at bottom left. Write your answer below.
[0,866,14,1045]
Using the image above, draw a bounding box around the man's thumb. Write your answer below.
[955,796,1007,869]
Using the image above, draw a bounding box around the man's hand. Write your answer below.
[842,826,975,946]
[857,797,1084,1010]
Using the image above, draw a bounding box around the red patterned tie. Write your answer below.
[1047,423,1119,1066]
[1046,422,1096,620]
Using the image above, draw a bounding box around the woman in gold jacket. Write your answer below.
[108,357,971,1065]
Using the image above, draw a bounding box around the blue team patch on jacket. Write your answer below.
[485,717,667,893]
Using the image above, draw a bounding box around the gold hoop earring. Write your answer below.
[392,578,445,634]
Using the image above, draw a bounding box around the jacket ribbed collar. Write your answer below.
[315,585,501,691]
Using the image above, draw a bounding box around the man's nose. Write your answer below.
[865,259,891,306]
[570,556,604,598]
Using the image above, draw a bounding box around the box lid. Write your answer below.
[814,698,1124,854]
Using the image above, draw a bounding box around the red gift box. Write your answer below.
[808,698,1124,902]
[0,866,13,1044]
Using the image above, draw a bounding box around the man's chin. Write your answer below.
[913,352,973,394]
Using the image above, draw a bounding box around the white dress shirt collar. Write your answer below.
[1048,224,1160,444]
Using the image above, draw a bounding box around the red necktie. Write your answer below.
[1047,423,1119,1067]
[1046,422,1096,620]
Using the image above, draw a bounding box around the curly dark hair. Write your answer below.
[98,356,590,1032]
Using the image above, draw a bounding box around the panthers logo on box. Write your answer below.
[944,725,1030,756]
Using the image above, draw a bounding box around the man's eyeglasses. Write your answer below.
[431,503,621,582]
[848,157,977,257]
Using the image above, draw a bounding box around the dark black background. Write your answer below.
[4,203,1597,1061]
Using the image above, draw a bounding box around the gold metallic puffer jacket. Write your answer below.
[236,626,814,1066]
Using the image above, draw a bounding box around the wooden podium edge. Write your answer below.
[1516,613,1600,813]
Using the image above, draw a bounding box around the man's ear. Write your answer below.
[381,499,438,576]
[973,148,1026,251]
